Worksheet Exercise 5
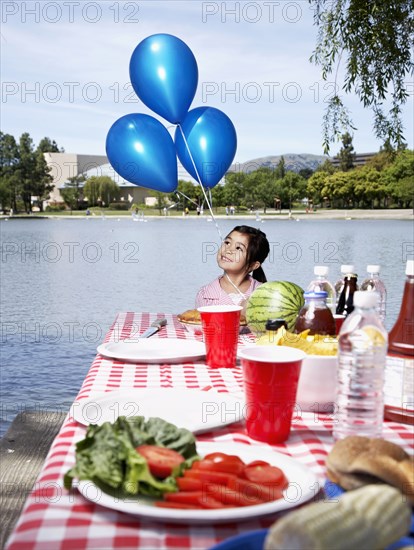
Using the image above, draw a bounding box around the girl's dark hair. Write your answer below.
[230,225,270,283]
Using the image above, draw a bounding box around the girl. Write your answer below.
[195,225,270,308]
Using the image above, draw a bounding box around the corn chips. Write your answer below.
[256,328,338,356]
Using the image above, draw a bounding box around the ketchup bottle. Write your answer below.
[384,260,414,425]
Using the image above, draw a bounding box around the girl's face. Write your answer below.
[217,231,251,275]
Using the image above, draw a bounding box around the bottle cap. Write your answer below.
[354,291,379,308]
[304,290,328,299]
[341,264,355,274]
[265,319,288,331]
[314,265,329,276]
[406,260,414,276]
[367,264,380,273]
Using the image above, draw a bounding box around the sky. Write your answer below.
[1,0,413,167]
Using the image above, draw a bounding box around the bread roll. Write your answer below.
[178,309,247,325]
[326,436,414,503]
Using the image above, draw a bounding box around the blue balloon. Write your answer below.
[175,107,237,188]
[106,113,177,193]
[130,34,198,124]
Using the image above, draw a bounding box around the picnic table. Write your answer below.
[5,312,414,550]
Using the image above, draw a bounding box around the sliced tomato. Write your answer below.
[197,496,233,509]
[176,477,203,492]
[154,501,201,509]
[204,452,246,467]
[203,483,264,507]
[195,457,244,476]
[159,493,231,509]
[242,464,288,489]
[135,445,184,479]
[184,469,236,486]
[165,491,204,505]
[246,460,270,468]
[227,477,284,503]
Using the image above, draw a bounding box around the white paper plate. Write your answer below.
[71,389,244,433]
[78,441,317,524]
[97,338,205,364]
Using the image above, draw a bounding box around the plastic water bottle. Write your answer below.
[333,291,388,440]
[360,265,387,322]
[307,266,337,315]
[334,265,357,306]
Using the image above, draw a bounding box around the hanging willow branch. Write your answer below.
[309,0,414,153]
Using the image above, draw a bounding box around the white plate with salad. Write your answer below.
[66,416,317,524]
[71,389,244,433]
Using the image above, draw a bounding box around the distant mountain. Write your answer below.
[230,153,328,174]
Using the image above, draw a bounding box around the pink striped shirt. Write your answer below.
[195,276,262,307]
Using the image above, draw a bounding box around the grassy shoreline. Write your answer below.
[1,208,413,221]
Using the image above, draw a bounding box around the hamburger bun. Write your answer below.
[178,309,247,326]
[326,436,414,503]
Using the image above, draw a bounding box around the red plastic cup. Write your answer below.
[198,305,242,369]
[239,346,306,443]
[333,314,346,335]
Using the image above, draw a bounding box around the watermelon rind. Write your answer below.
[246,281,305,335]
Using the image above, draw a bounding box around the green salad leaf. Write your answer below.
[64,416,198,497]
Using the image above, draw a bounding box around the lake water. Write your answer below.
[0,216,412,437]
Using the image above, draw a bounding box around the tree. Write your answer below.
[99,177,120,206]
[32,149,54,211]
[222,178,244,208]
[310,0,414,152]
[381,149,414,208]
[307,171,330,205]
[366,149,396,172]
[253,177,278,213]
[83,176,119,206]
[19,133,37,212]
[283,172,307,212]
[148,191,168,214]
[170,180,200,211]
[338,132,356,172]
[0,133,19,211]
[323,172,355,208]
[0,132,59,212]
[243,168,274,212]
[298,167,314,180]
[274,156,286,180]
[353,167,387,208]
[37,137,64,153]
[316,159,336,175]
[61,174,86,213]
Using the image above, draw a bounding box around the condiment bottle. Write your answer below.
[334,265,357,306]
[333,291,388,440]
[336,272,358,317]
[360,265,387,323]
[294,291,336,337]
[259,319,288,344]
[384,260,414,425]
[307,265,337,315]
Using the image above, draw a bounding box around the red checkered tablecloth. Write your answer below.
[5,313,414,550]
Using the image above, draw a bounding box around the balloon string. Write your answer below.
[177,124,222,241]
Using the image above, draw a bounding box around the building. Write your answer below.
[44,152,148,207]
[330,152,377,169]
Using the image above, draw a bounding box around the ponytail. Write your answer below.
[252,265,267,283]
